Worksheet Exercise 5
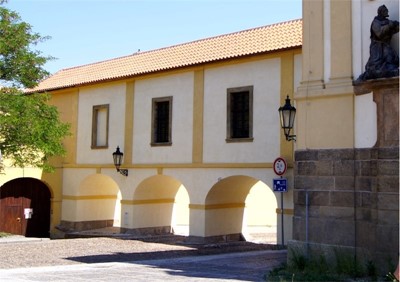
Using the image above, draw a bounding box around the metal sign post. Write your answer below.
[281,190,284,245]
[273,157,288,246]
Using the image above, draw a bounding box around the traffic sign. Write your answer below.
[273,178,288,192]
[273,157,287,176]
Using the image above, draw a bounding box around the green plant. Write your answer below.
[0,232,11,237]
[267,248,399,282]
[267,249,344,281]
[334,248,364,277]
[290,249,307,271]
[266,247,398,281]
[366,260,377,280]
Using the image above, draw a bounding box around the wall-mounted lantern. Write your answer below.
[112,146,128,176]
[278,96,296,141]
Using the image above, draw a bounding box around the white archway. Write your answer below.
[201,175,277,242]
[129,174,190,235]
[61,174,120,231]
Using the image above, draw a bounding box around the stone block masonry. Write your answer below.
[289,147,399,274]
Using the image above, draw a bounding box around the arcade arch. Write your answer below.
[203,175,277,241]
[61,174,120,230]
[131,175,189,235]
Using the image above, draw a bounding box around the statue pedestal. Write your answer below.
[354,77,399,148]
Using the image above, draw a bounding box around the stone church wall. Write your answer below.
[290,146,399,273]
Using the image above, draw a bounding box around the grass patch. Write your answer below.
[266,248,397,281]
[266,252,347,281]
[0,232,12,238]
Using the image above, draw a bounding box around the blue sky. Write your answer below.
[6,0,302,74]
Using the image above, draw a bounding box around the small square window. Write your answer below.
[226,86,253,142]
[91,104,109,149]
[151,97,172,146]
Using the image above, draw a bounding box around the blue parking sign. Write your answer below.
[273,178,287,192]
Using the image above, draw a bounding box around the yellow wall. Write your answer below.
[295,94,354,149]
[48,89,78,165]
[296,0,354,149]
[42,90,78,229]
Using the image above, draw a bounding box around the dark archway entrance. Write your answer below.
[0,178,51,237]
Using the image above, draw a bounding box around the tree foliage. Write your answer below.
[0,2,70,172]
[0,2,51,88]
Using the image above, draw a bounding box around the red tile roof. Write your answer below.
[31,19,302,92]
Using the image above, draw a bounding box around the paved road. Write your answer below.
[0,235,286,281]
[0,249,286,281]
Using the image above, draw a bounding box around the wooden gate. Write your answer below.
[0,178,51,237]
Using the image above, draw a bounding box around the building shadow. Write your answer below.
[64,236,286,281]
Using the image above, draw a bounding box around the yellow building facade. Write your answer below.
[0,20,302,243]
[1,3,398,267]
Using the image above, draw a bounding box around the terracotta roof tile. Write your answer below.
[31,19,302,92]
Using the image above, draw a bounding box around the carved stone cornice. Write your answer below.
[353,76,399,95]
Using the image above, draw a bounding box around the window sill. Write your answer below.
[91,145,109,149]
[225,137,254,143]
[151,142,172,147]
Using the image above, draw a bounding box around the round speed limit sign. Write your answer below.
[273,157,287,176]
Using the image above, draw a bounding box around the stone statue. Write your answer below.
[357,5,399,81]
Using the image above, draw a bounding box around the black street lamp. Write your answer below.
[112,146,128,176]
[278,96,296,141]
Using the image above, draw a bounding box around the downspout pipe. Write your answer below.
[305,190,309,259]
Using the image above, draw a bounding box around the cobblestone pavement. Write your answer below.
[0,248,287,281]
[0,236,196,269]
[0,235,286,281]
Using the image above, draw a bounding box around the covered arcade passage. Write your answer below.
[190,175,277,242]
[0,178,51,237]
[128,175,189,235]
[61,174,120,231]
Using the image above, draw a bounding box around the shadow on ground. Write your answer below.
[65,234,285,264]
[65,235,287,281]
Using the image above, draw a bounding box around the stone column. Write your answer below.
[354,77,399,148]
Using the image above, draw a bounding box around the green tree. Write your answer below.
[0,1,69,172]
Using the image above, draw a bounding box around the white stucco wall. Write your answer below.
[203,59,281,163]
[351,0,398,148]
[76,83,126,164]
[132,72,194,164]
[324,0,331,83]
[355,93,377,148]
[62,168,96,195]
[294,54,302,91]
